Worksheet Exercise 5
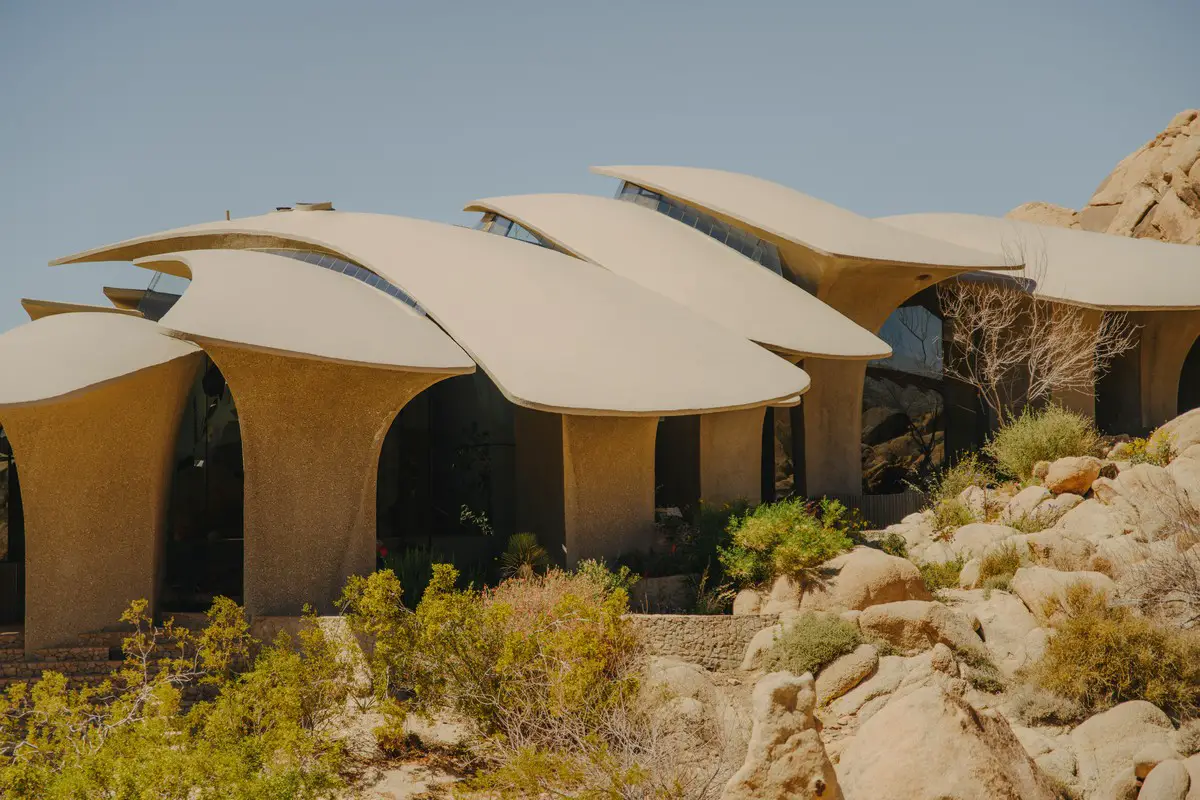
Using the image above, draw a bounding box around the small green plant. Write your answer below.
[761,613,862,679]
[924,452,997,506]
[875,532,909,559]
[985,404,1100,482]
[382,546,447,608]
[691,564,736,614]
[1127,432,1177,466]
[979,542,1023,584]
[981,574,1012,597]
[1029,583,1200,720]
[931,498,977,537]
[459,504,494,537]
[573,558,639,597]
[718,498,854,587]
[919,558,964,592]
[499,532,549,579]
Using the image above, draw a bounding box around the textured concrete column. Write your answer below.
[1050,306,1103,419]
[1139,310,1200,430]
[561,415,657,565]
[698,406,766,506]
[1,356,201,653]
[201,344,449,617]
[801,358,867,497]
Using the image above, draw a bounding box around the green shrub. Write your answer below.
[761,613,862,678]
[500,532,549,579]
[381,547,446,609]
[875,532,909,559]
[919,558,964,592]
[0,598,349,798]
[718,498,854,587]
[931,498,977,537]
[925,452,997,506]
[980,542,1023,583]
[1127,432,1176,466]
[985,405,1100,481]
[573,558,640,597]
[1028,584,1200,720]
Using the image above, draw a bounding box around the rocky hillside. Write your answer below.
[1010,109,1200,244]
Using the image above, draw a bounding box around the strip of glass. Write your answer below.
[257,249,425,315]
[615,182,784,276]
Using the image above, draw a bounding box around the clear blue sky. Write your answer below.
[1,0,1196,333]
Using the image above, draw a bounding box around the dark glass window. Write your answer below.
[257,249,425,315]
[615,182,784,276]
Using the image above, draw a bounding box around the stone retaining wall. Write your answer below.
[626,613,779,671]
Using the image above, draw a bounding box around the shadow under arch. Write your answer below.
[376,370,514,588]
[159,357,245,612]
[1179,335,1200,417]
[0,425,24,625]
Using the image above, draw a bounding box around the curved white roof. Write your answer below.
[591,166,1014,270]
[464,193,890,360]
[21,298,142,322]
[879,213,1200,311]
[0,313,200,407]
[137,250,475,373]
[54,211,810,415]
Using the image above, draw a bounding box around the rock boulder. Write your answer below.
[800,547,931,612]
[1044,456,1103,496]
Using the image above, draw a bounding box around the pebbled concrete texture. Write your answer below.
[2,354,202,653]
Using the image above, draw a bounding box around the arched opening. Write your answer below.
[159,358,245,612]
[863,287,950,494]
[0,425,24,627]
[1178,336,1200,416]
[376,371,514,588]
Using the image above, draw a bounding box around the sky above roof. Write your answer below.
[1,0,1197,334]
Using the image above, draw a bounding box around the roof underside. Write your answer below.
[590,165,1015,271]
[53,211,811,416]
[0,314,200,407]
[137,249,475,373]
[464,193,890,360]
[879,213,1200,310]
[21,298,143,322]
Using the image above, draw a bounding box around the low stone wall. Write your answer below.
[626,613,779,671]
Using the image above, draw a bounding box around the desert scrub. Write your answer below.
[1028,583,1200,721]
[979,542,1023,584]
[761,613,862,677]
[874,532,909,559]
[718,497,855,587]
[919,558,964,592]
[931,497,977,537]
[1127,431,1177,466]
[925,452,997,506]
[985,404,1100,482]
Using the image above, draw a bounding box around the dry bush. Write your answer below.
[1007,684,1087,726]
[1127,545,1200,628]
[937,243,1137,418]
[980,542,1024,584]
[985,405,1101,482]
[931,498,977,538]
[1028,583,1200,720]
[761,613,862,677]
[919,558,964,593]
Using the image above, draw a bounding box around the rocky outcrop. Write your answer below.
[721,671,842,800]
[1009,566,1116,618]
[857,600,987,659]
[1010,110,1200,245]
[1067,701,1179,798]
[815,644,878,707]
[799,547,932,612]
[1044,456,1104,496]
[836,685,1058,799]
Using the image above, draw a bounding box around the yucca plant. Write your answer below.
[499,532,549,579]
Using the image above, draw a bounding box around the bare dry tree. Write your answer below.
[936,234,1139,417]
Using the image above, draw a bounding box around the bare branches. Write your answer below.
[936,238,1139,416]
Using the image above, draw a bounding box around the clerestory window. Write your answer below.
[614,182,784,276]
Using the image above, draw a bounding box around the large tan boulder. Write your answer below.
[1055,498,1131,543]
[762,575,802,614]
[1099,463,1195,542]
[800,547,931,612]
[815,644,878,707]
[1009,566,1117,618]
[1068,701,1179,798]
[1002,486,1052,524]
[951,523,1020,560]
[1141,760,1191,800]
[836,684,1058,799]
[1160,409,1200,454]
[721,671,841,800]
[1008,201,1081,229]
[857,600,987,659]
[1044,456,1103,496]
[951,589,1042,676]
